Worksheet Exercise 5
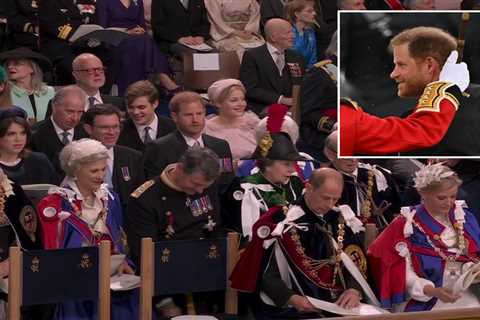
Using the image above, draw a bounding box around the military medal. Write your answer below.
[220,158,233,173]
[121,167,131,182]
[204,215,216,232]
[287,63,302,78]
[187,195,213,217]
[165,211,175,238]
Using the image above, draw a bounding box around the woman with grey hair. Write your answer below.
[0,47,54,122]
[37,138,139,319]
[369,163,480,312]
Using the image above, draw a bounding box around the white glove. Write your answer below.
[439,50,470,92]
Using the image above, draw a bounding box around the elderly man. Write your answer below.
[82,104,145,211]
[231,168,375,318]
[31,85,88,180]
[340,27,472,156]
[324,131,401,231]
[240,18,305,115]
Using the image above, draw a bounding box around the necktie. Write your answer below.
[88,96,96,109]
[105,164,113,189]
[275,51,285,75]
[193,140,201,148]
[143,126,153,144]
[61,131,70,145]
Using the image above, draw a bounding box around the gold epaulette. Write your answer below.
[58,24,73,40]
[416,81,459,113]
[131,180,155,199]
[340,97,360,111]
[313,59,333,68]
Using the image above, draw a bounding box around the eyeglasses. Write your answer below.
[94,124,121,132]
[73,67,107,75]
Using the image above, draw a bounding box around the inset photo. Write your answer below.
[339,12,480,157]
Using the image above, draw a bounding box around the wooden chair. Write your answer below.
[21,184,57,207]
[291,84,301,125]
[8,241,111,320]
[139,233,240,320]
[182,52,240,92]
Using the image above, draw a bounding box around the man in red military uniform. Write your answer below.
[340,27,470,156]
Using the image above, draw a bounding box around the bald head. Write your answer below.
[265,18,294,51]
[305,168,344,215]
[309,168,343,189]
[72,53,106,96]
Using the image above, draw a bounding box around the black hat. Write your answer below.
[0,106,28,123]
[249,132,308,161]
[0,47,52,72]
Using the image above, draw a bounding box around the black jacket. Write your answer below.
[117,116,175,153]
[6,0,39,50]
[151,0,210,52]
[30,118,88,182]
[143,130,234,188]
[112,145,145,211]
[240,44,305,114]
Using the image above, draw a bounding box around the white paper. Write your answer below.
[306,296,390,316]
[452,263,480,295]
[183,43,213,52]
[193,53,220,71]
[110,274,140,291]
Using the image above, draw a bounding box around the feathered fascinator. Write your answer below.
[413,163,455,190]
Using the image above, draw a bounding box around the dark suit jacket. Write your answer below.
[45,94,126,119]
[6,0,39,50]
[151,0,210,52]
[38,0,97,61]
[240,44,305,114]
[117,116,176,153]
[260,0,284,26]
[30,118,88,183]
[143,130,234,187]
[112,145,145,211]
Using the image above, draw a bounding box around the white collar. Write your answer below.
[181,132,204,147]
[267,42,284,56]
[51,116,75,137]
[135,114,158,138]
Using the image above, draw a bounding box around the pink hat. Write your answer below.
[207,79,245,104]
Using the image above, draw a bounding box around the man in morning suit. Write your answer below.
[118,80,175,153]
[30,85,88,182]
[143,91,234,189]
[151,0,211,56]
[82,104,145,211]
[239,18,305,115]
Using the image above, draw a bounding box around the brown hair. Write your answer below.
[169,91,205,114]
[125,80,159,106]
[390,26,457,67]
[284,0,315,24]
[0,117,31,158]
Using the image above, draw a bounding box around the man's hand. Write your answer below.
[423,285,460,303]
[439,50,470,92]
[335,289,361,309]
[0,259,9,278]
[279,96,293,106]
[288,294,318,313]
[117,261,134,275]
[192,36,205,45]
[178,36,196,45]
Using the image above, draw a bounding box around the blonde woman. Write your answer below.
[0,47,54,122]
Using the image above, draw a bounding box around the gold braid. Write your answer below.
[361,170,374,223]
[0,187,6,226]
